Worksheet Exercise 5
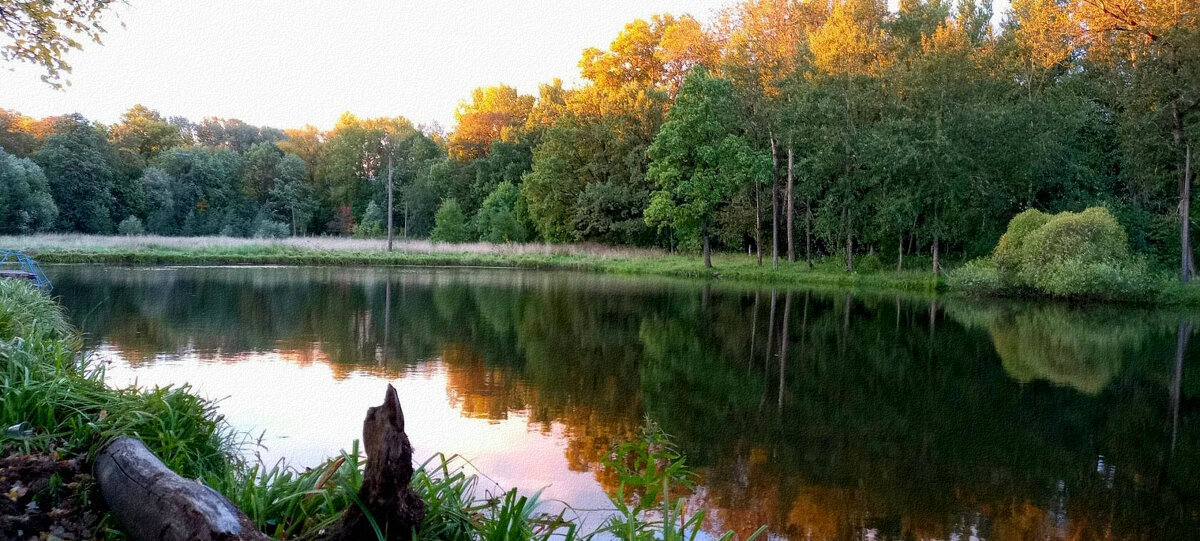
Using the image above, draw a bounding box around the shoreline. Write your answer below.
[12,234,944,293]
[9,234,1200,304]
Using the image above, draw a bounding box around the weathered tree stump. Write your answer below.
[322,383,425,541]
[94,437,268,541]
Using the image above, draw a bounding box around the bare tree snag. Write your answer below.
[95,437,268,541]
[323,384,424,541]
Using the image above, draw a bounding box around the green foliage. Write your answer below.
[0,148,57,233]
[0,281,234,480]
[354,200,385,238]
[431,198,472,243]
[267,153,314,235]
[252,218,289,239]
[116,215,145,236]
[958,207,1153,300]
[239,141,283,203]
[945,258,1005,296]
[33,115,118,233]
[992,209,1052,277]
[522,87,665,246]
[595,421,765,541]
[474,182,526,243]
[645,67,767,260]
[0,0,117,88]
[109,105,184,168]
[152,147,245,236]
[0,0,1195,284]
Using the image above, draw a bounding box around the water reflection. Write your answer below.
[47,265,1199,540]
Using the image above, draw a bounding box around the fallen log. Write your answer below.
[94,437,268,541]
[321,383,425,541]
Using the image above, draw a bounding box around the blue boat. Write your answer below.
[0,251,52,292]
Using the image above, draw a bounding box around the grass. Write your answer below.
[5,233,944,293]
[0,279,762,540]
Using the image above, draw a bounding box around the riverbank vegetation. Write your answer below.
[15,232,1200,302]
[2,0,1198,284]
[0,279,757,539]
[949,207,1158,301]
[6,233,945,292]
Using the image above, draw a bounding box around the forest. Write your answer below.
[1,0,1197,279]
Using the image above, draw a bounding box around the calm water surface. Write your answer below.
[45,265,1200,540]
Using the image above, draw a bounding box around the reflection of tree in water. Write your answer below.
[944,301,1169,394]
[49,266,1200,540]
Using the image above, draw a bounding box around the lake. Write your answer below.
[45,264,1199,540]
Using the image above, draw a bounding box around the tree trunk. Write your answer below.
[1181,142,1194,282]
[786,142,795,264]
[702,220,712,268]
[770,133,779,270]
[387,155,395,252]
[932,236,941,276]
[844,208,853,273]
[322,384,424,541]
[755,171,762,266]
[95,438,269,541]
[805,200,813,268]
[897,234,904,273]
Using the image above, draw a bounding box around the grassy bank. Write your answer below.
[8,233,1200,302]
[0,279,758,540]
[7,233,943,293]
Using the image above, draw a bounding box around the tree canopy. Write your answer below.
[0,0,1195,279]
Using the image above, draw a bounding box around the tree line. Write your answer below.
[1,0,1196,279]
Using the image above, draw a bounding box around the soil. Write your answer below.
[0,452,100,540]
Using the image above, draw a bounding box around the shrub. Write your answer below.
[474,182,526,243]
[117,215,145,236]
[946,258,1006,296]
[353,201,385,238]
[253,219,290,239]
[431,198,471,243]
[993,208,1050,277]
[962,206,1153,300]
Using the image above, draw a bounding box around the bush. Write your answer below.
[946,258,1006,296]
[993,208,1050,277]
[353,201,385,238]
[958,206,1153,300]
[474,182,526,243]
[253,219,290,239]
[117,215,146,236]
[431,198,471,243]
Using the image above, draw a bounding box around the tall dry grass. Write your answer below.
[0,234,662,259]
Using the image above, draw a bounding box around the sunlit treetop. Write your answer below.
[808,0,890,78]
[0,0,119,89]
[579,13,719,97]
[718,0,829,99]
[448,84,534,161]
[108,104,184,167]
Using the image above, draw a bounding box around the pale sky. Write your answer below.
[0,0,735,130]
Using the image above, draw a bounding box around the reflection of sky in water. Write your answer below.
[95,345,617,527]
[49,264,1199,541]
